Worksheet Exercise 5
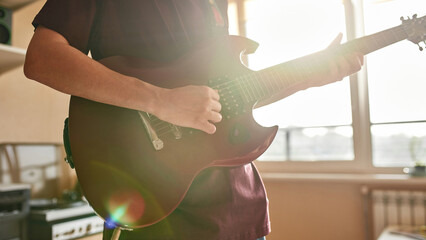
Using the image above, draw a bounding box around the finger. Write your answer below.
[210,100,222,112]
[327,32,343,48]
[200,121,217,134]
[210,88,220,101]
[209,111,222,123]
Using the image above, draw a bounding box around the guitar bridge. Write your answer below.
[138,111,164,151]
[170,124,182,139]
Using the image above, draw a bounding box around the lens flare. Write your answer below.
[104,217,117,229]
[90,160,168,228]
[107,189,146,226]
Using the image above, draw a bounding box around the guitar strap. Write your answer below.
[63,118,74,168]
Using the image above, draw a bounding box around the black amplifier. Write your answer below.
[0,6,12,45]
[0,184,31,240]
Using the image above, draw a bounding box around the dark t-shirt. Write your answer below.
[32,0,270,239]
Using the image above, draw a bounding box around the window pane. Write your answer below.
[227,2,239,35]
[259,126,354,161]
[245,0,352,128]
[291,126,354,161]
[243,0,354,161]
[364,0,426,123]
[371,123,426,167]
[258,129,287,161]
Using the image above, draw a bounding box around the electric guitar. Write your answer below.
[68,15,426,229]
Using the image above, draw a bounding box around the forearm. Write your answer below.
[24,27,222,134]
[24,27,163,115]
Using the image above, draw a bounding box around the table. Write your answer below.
[378,226,425,240]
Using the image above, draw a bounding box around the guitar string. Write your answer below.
[150,47,369,137]
[150,71,288,137]
[148,60,311,136]
[211,57,310,101]
[148,24,408,137]
[145,64,289,132]
[207,23,407,93]
[188,25,405,113]
[147,79,247,136]
[216,23,407,103]
[149,48,342,135]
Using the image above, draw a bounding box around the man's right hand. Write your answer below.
[25,27,222,135]
[153,85,222,134]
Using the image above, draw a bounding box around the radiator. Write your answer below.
[363,187,426,239]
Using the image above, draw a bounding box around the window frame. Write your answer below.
[229,0,417,174]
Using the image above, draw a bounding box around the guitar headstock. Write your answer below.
[401,14,426,51]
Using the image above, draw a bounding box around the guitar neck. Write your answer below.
[340,25,407,55]
[231,24,408,103]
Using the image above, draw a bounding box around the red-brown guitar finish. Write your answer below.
[68,36,278,228]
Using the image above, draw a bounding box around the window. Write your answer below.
[228,0,426,172]
[364,0,426,167]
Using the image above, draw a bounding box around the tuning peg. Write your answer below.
[418,44,424,51]
[400,16,411,22]
[413,14,418,19]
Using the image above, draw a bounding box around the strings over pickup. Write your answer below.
[210,75,250,119]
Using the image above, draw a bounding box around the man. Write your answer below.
[24,0,363,239]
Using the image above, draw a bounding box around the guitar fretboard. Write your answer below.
[214,24,408,105]
[149,22,412,132]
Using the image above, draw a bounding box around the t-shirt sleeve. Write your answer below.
[32,0,97,54]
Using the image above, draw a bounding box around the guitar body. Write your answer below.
[68,35,278,228]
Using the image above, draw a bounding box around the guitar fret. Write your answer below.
[252,74,261,97]
[252,73,262,98]
[263,72,272,91]
[296,63,306,82]
[272,68,283,89]
[214,18,417,111]
[284,63,298,87]
[236,78,250,103]
[242,76,252,101]
[242,75,255,101]
[246,75,256,98]
[254,73,267,98]
[272,71,280,89]
[264,75,272,94]
[270,72,279,92]
[259,73,271,98]
[341,25,406,55]
[265,71,275,91]
[250,75,261,99]
[218,23,409,113]
[301,60,314,79]
[264,72,275,95]
[248,75,259,100]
